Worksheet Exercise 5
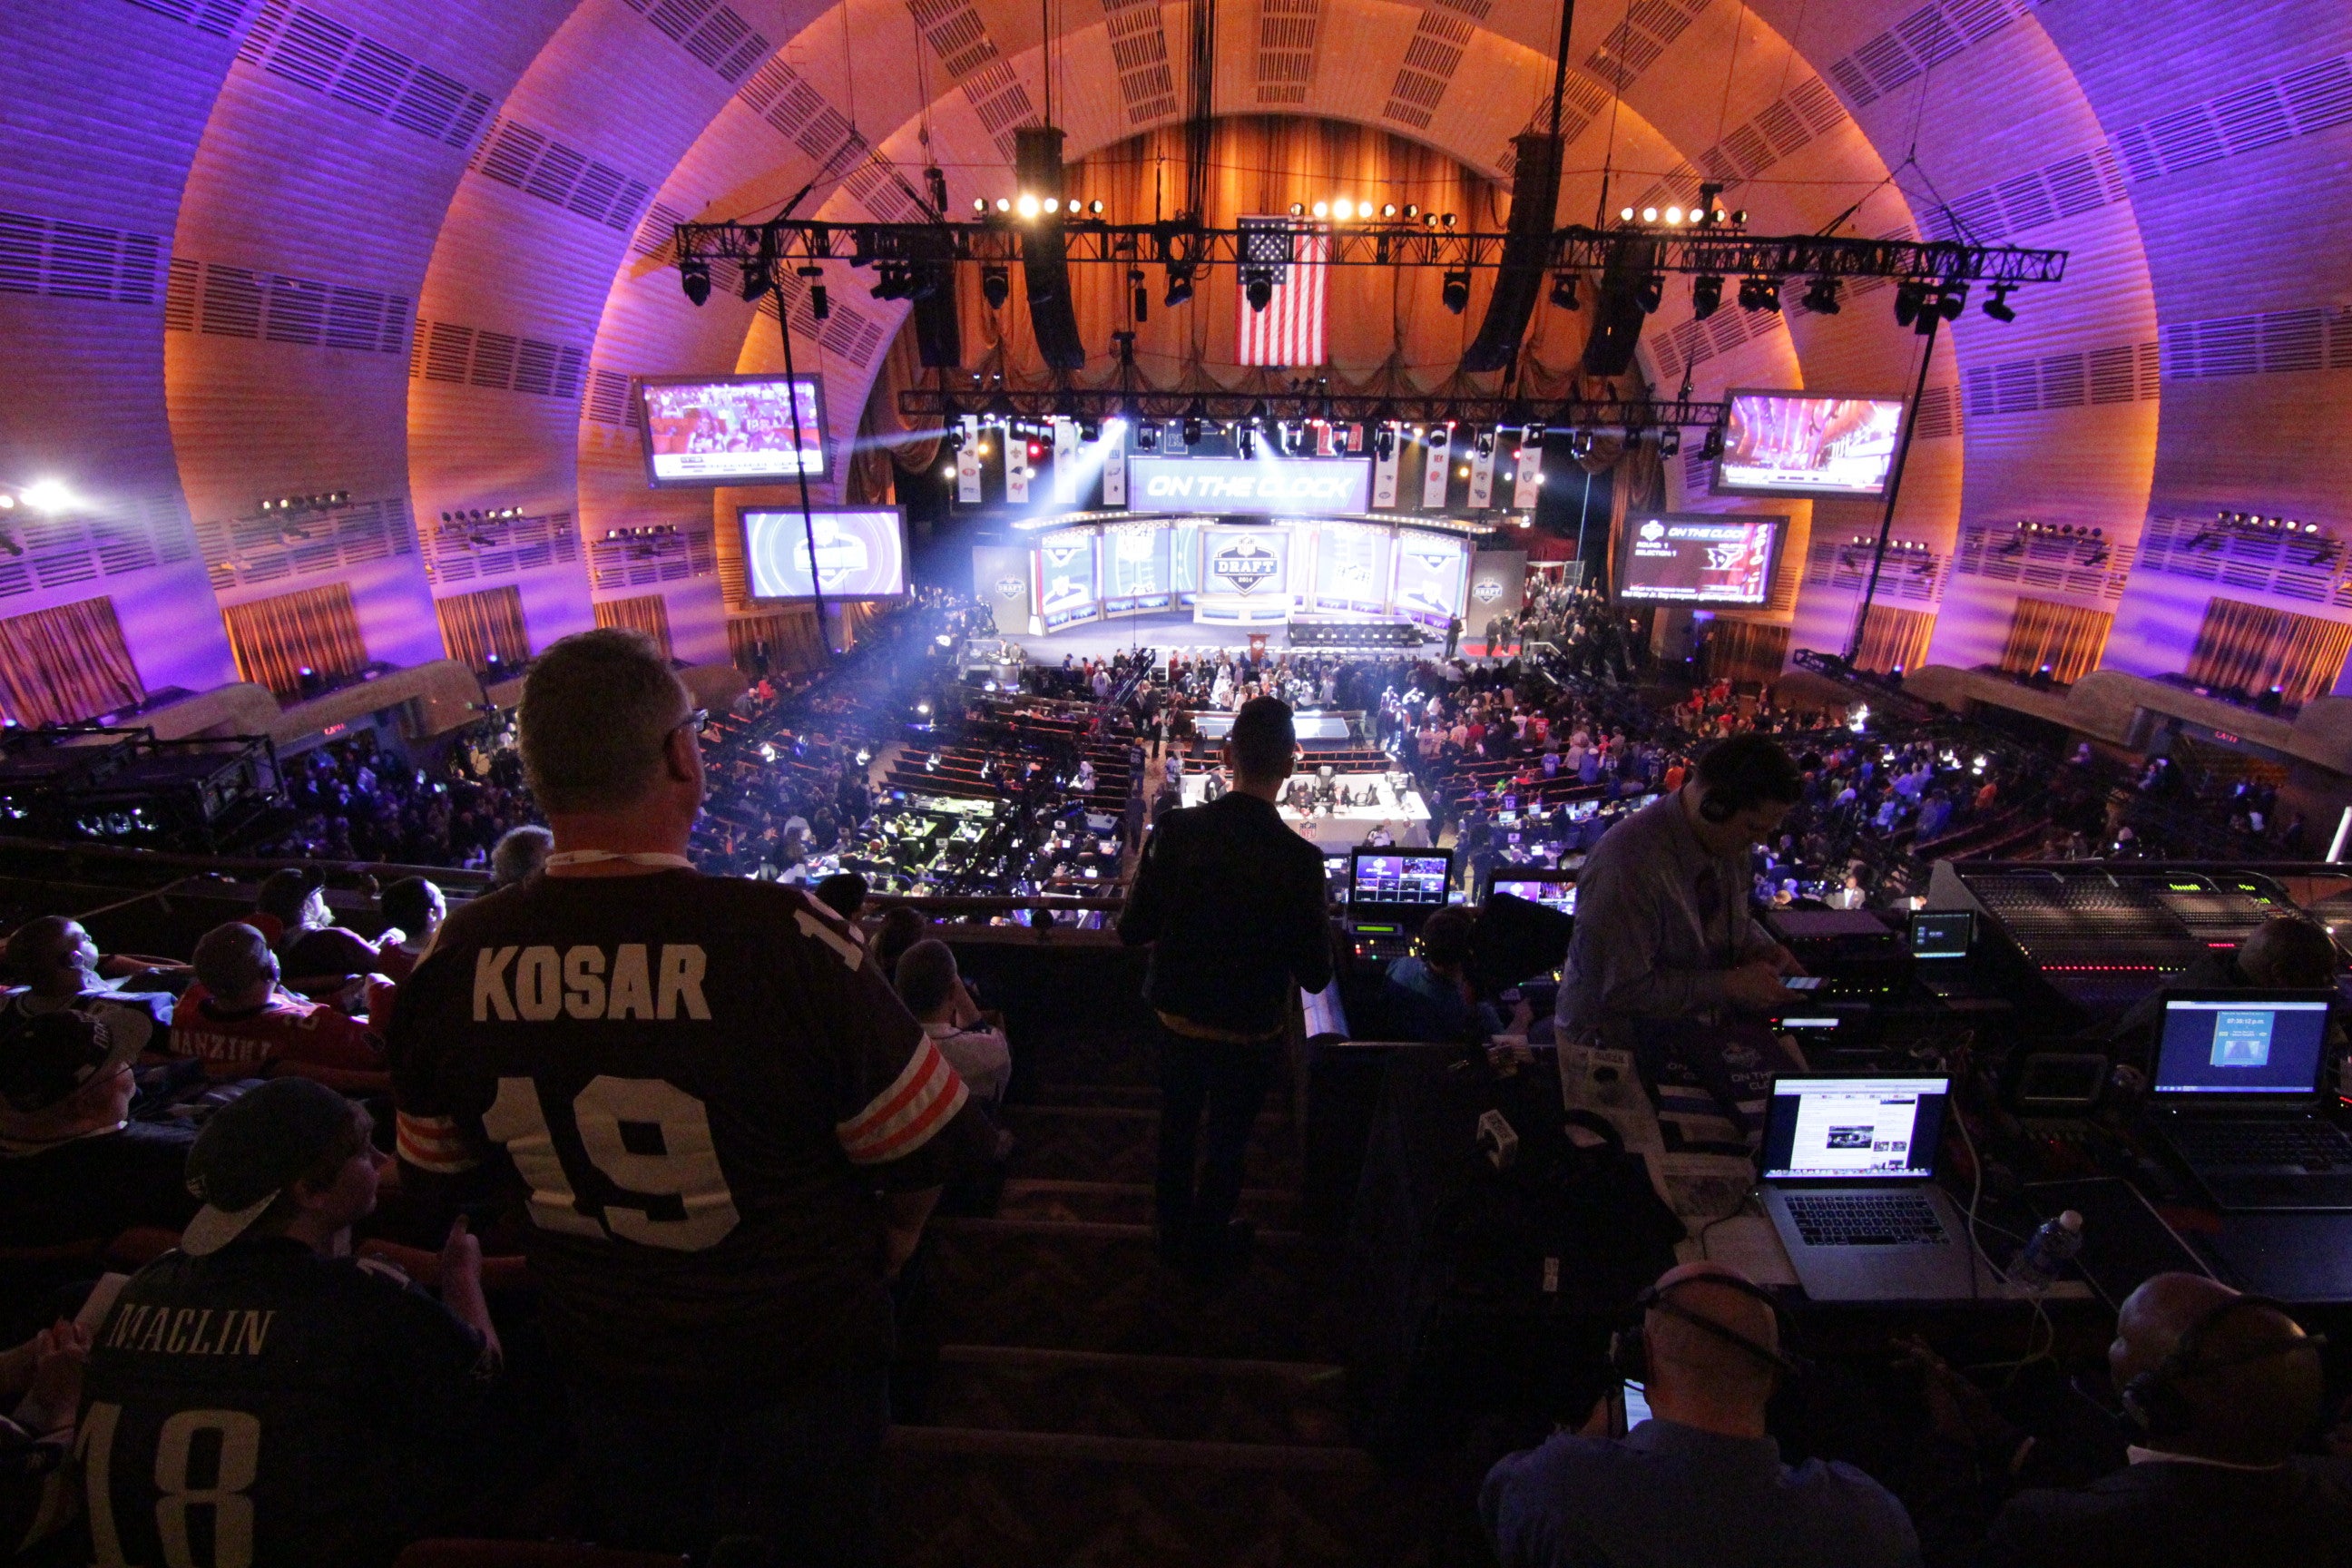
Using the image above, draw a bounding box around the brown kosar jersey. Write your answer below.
[388,870,988,1398]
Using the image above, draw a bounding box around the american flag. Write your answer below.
[1235,216,1328,368]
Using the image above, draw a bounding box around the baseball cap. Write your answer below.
[181,1077,363,1256]
[254,866,328,926]
[0,1011,137,1115]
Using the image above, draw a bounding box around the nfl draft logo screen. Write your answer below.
[1210,535,1279,594]
[995,576,1024,600]
[1474,580,1504,603]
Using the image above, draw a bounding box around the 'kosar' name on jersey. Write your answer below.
[472,944,712,1022]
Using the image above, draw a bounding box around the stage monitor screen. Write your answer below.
[1126,456,1370,514]
[1393,530,1469,623]
[1713,389,1903,498]
[740,507,908,602]
[1617,514,1783,607]
[640,375,828,487]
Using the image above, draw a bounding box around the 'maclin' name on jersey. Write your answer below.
[101,1302,275,1357]
[471,944,711,1022]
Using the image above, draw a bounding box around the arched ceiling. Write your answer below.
[1,0,2346,695]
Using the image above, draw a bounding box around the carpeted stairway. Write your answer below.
[878,1009,1444,1566]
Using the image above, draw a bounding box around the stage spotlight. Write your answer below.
[1690,274,1723,319]
[1427,426,1449,452]
[1042,197,1060,214]
[1079,417,1100,442]
[1893,280,1927,328]
[981,263,1010,309]
[1522,423,1544,446]
[1182,416,1203,445]
[1633,273,1664,314]
[946,426,965,454]
[1802,275,1842,315]
[995,197,1012,212]
[1737,276,1779,312]
[1134,422,1159,452]
[1289,202,1305,216]
[1332,199,1354,220]
[1620,206,1635,221]
[1641,207,1659,223]
[1163,264,1195,309]
[1550,272,1581,310]
[1658,427,1681,457]
[1403,204,1419,220]
[740,258,771,303]
[1090,200,1104,214]
[1312,200,1329,219]
[1239,426,1256,458]
[1475,429,1495,457]
[1700,427,1723,460]
[1381,202,1397,218]
[1937,282,1967,320]
[973,198,988,214]
[1440,212,1456,228]
[1015,192,1041,219]
[1246,271,1275,312]
[1983,283,2017,322]
[1440,270,1470,314]
[1375,425,1396,460]
[679,257,710,306]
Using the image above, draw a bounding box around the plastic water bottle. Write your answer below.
[2009,1210,2084,1295]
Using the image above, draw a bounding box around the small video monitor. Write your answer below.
[1909,909,1974,960]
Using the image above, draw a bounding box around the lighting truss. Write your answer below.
[897,387,1730,429]
[676,218,2068,287]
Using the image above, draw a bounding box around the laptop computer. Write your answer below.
[1759,1075,1996,1301]
[2148,991,2352,1211]
[1345,848,1453,961]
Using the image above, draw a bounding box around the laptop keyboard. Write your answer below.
[1786,1192,1950,1247]
[2170,1120,2352,1171]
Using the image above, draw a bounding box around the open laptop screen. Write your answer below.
[1347,851,1451,906]
[2154,996,2330,1096]
[1761,1077,1949,1181]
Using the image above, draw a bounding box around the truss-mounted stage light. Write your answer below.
[1550,272,1580,310]
[1375,424,1396,461]
[1893,280,1927,328]
[1440,270,1471,314]
[796,265,830,322]
[1245,270,1276,312]
[1700,427,1723,460]
[680,256,710,307]
[1691,274,1723,320]
[1802,276,1842,315]
[1937,281,1967,321]
[1658,426,1681,457]
[1737,275,1779,313]
[740,253,773,303]
[1163,262,1195,309]
[1983,283,2016,322]
[1474,429,1495,457]
[1633,273,1665,315]
[1181,416,1203,446]
[981,263,1010,309]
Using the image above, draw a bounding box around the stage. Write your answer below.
[1182,769,1432,850]
[984,610,1467,669]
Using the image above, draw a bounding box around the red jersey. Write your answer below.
[168,985,387,1083]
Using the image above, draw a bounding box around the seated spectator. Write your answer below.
[257,868,394,988]
[0,1011,199,1250]
[815,871,870,921]
[168,925,387,1093]
[1925,1273,2347,1568]
[374,877,446,983]
[76,1079,503,1568]
[895,940,1011,1103]
[873,906,929,978]
[487,824,553,888]
[0,1317,91,1554]
[2114,915,2340,1042]
[1483,1262,1922,1568]
[0,917,173,1052]
[1383,907,1497,1044]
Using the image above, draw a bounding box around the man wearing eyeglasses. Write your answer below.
[389,628,993,1565]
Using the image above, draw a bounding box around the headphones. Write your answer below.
[2119,1294,2326,1439]
[1609,1274,1808,1388]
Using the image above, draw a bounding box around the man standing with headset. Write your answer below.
[1553,733,1807,1048]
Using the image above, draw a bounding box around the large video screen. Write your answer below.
[1713,389,1903,498]
[740,507,907,601]
[1618,514,1782,607]
[1392,531,1469,623]
[1103,524,1173,612]
[1035,529,1101,630]
[640,375,828,487]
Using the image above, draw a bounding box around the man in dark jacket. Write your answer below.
[1120,696,1332,1277]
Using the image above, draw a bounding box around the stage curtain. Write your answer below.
[222,583,368,700]
[0,595,144,727]
[1703,619,1788,683]
[838,601,881,649]
[435,585,530,673]
[727,608,828,679]
[2186,596,2352,708]
[1998,596,2112,686]
[595,594,673,659]
[1852,604,1936,676]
